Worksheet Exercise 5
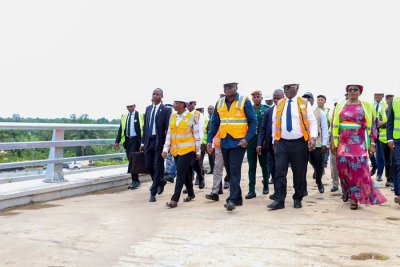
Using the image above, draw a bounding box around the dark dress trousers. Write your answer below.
[143,104,172,196]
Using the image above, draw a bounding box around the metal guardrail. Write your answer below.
[0,122,125,183]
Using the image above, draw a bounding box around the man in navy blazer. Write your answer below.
[141,88,172,202]
[256,89,284,199]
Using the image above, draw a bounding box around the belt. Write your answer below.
[279,137,305,142]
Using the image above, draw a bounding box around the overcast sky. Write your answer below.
[1,0,399,119]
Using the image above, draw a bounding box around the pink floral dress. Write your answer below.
[336,104,387,205]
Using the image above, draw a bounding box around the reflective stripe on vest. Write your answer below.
[120,112,143,145]
[275,97,310,141]
[332,101,373,148]
[393,97,400,139]
[169,112,196,156]
[217,95,248,139]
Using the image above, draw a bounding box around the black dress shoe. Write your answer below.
[235,199,243,206]
[164,176,175,183]
[245,191,256,199]
[218,188,223,194]
[225,201,235,211]
[182,189,188,194]
[199,178,205,189]
[294,199,302,208]
[269,179,274,185]
[377,176,383,182]
[330,185,339,192]
[269,193,275,200]
[157,179,167,195]
[128,182,135,189]
[370,166,377,176]
[267,201,285,210]
[318,184,325,193]
[223,182,230,189]
[206,193,219,201]
[130,180,141,190]
[263,187,269,195]
[149,195,156,202]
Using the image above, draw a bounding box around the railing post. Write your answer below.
[43,129,66,183]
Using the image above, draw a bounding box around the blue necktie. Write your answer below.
[375,102,379,125]
[126,113,132,137]
[286,99,292,132]
[149,106,156,135]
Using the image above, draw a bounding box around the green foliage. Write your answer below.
[0,114,121,164]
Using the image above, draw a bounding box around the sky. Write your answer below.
[1,0,399,119]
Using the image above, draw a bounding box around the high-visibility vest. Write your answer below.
[203,117,209,144]
[392,96,400,139]
[332,101,373,148]
[275,97,310,141]
[169,112,196,157]
[120,112,143,144]
[217,95,248,139]
[378,106,388,143]
[213,131,221,148]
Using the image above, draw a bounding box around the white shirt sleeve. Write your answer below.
[193,116,201,155]
[307,103,318,139]
[163,116,173,153]
[320,110,329,146]
[198,113,205,141]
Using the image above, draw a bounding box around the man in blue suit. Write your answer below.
[141,88,172,202]
[256,89,284,200]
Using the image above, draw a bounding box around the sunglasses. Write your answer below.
[347,88,360,93]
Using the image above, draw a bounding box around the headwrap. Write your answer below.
[346,84,363,94]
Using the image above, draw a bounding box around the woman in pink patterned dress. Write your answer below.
[331,85,387,210]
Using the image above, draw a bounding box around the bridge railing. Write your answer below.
[0,122,125,183]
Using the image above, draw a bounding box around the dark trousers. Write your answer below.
[221,147,246,203]
[247,146,269,192]
[171,152,195,202]
[208,153,215,173]
[309,147,323,186]
[274,138,308,203]
[125,136,140,182]
[267,147,275,181]
[145,137,165,196]
[371,139,385,176]
[393,140,400,196]
[380,141,394,183]
[192,158,204,181]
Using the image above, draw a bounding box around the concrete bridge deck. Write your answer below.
[1,164,400,266]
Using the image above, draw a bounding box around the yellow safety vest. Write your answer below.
[275,97,310,141]
[169,112,196,157]
[203,117,209,144]
[217,95,248,139]
[120,112,144,144]
[332,101,373,148]
[392,96,400,139]
[378,106,388,143]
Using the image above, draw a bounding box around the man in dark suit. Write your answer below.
[257,89,284,199]
[141,88,172,202]
[114,104,142,190]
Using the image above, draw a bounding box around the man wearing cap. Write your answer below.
[302,92,329,194]
[268,84,318,210]
[187,100,206,189]
[163,99,201,208]
[114,104,143,190]
[317,95,330,169]
[207,82,257,211]
[265,96,274,108]
[141,88,172,202]
[257,89,285,200]
[245,90,270,199]
[370,92,386,180]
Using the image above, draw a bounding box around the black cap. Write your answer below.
[223,82,238,87]
[302,92,314,99]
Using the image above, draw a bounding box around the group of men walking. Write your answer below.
[114,84,400,211]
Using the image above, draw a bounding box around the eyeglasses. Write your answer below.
[347,88,359,93]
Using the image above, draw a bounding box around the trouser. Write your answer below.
[393,140,400,196]
[208,153,215,173]
[268,146,275,182]
[171,152,196,202]
[192,157,204,181]
[144,137,165,196]
[247,146,269,192]
[380,141,394,183]
[330,153,339,186]
[274,138,308,203]
[125,136,140,182]
[164,152,176,178]
[199,144,207,173]
[323,149,330,168]
[222,147,246,203]
[309,147,323,186]
[211,147,224,194]
[371,139,385,176]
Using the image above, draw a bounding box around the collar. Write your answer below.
[178,109,188,117]
[153,103,161,109]
[225,93,240,102]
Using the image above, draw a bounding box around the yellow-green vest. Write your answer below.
[203,117,209,144]
[332,101,373,148]
[120,112,144,145]
[378,106,388,143]
[393,96,400,139]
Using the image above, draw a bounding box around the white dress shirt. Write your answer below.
[317,108,329,147]
[163,109,201,155]
[192,110,205,141]
[149,103,161,136]
[272,97,318,142]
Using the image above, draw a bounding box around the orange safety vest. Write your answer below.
[169,112,196,157]
[217,95,248,139]
[213,131,221,148]
[275,97,310,141]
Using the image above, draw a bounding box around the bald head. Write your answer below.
[272,89,284,105]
